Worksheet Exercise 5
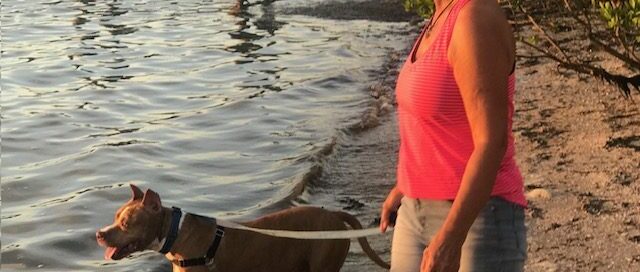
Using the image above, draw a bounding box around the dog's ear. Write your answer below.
[142,189,162,213]
[130,184,144,201]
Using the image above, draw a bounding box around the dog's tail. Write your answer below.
[333,211,391,269]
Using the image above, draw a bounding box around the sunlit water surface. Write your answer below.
[1,0,412,270]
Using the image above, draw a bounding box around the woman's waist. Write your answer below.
[397,164,526,207]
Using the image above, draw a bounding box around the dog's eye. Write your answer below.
[120,221,129,230]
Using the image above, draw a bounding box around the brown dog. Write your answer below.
[96,184,389,272]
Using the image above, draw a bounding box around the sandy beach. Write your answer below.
[515,55,640,271]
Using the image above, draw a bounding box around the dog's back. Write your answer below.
[214,206,351,272]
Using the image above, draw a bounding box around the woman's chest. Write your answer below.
[395,59,463,118]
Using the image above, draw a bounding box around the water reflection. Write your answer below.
[69,0,137,90]
[227,1,260,54]
[227,0,287,95]
[256,0,285,35]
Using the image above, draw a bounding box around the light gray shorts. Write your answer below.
[390,197,527,272]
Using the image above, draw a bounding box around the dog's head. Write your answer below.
[96,184,166,260]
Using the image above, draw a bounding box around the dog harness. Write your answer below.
[160,207,226,268]
[171,224,225,267]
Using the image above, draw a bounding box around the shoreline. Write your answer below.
[281,3,418,272]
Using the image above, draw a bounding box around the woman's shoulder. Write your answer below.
[448,0,516,77]
[449,0,515,63]
[455,0,510,32]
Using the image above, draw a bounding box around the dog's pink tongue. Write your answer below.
[104,247,118,260]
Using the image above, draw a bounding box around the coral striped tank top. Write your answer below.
[395,0,526,207]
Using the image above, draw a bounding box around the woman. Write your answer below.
[379,0,527,271]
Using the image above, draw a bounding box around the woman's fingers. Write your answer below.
[380,206,390,232]
[380,186,403,232]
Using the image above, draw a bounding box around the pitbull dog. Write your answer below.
[96,184,390,272]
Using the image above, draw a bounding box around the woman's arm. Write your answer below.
[420,1,516,271]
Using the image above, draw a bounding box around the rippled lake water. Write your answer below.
[1,0,412,271]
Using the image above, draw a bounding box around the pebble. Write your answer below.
[526,188,553,200]
[527,260,559,272]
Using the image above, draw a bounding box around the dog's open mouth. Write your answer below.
[104,243,137,260]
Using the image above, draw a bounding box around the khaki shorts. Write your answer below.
[391,197,527,272]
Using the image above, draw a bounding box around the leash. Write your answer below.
[215,218,390,240]
[160,207,392,268]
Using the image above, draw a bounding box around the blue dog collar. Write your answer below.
[159,207,182,254]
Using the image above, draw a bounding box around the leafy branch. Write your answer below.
[508,0,639,97]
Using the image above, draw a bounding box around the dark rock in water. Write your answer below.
[340,197,365,210]
[281,0,419,22]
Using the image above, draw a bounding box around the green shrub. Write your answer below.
[596,0,640,42]
[402,0,435,18]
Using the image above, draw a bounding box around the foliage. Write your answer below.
[596,0,640,42]
[402,0,435,18]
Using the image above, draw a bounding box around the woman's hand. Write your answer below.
[420,230,465,272]
[380,186,403,232]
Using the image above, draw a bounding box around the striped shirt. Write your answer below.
[395,0,526,207]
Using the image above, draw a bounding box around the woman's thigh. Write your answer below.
[391,198,453,271]
[390,198,427,272]
[459,198,527,272]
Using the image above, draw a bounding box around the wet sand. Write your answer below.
[294,0,640,271]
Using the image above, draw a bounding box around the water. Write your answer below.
[1,0,413,271]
